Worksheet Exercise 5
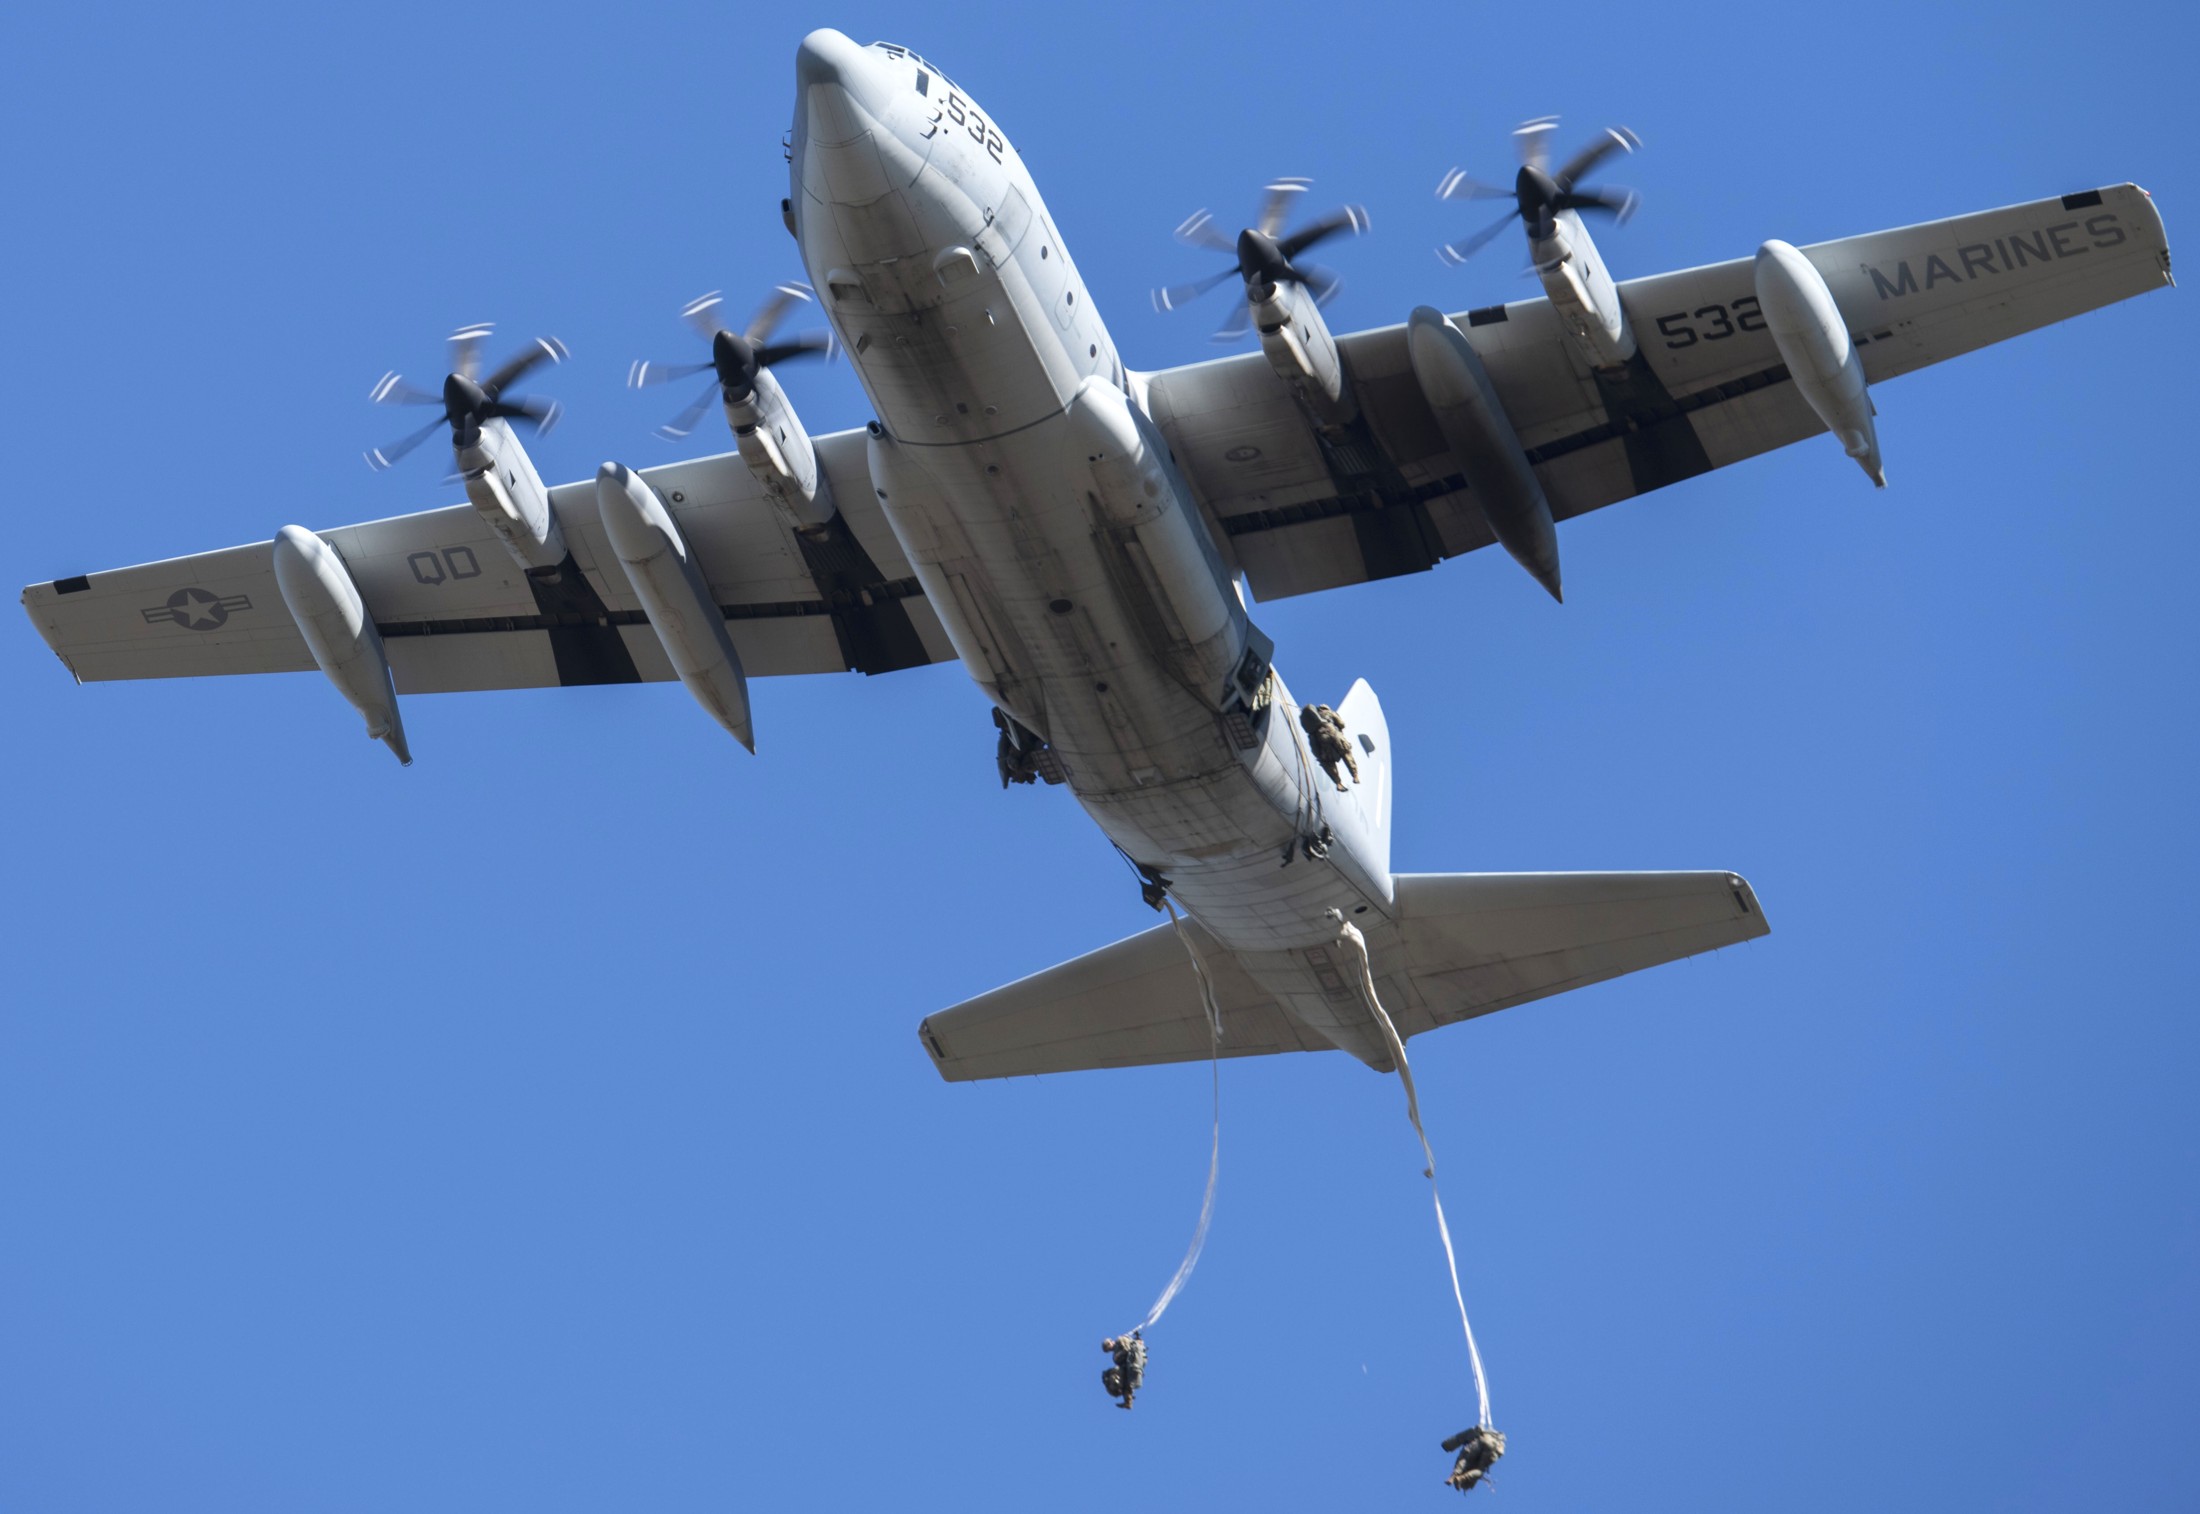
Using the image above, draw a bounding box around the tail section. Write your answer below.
[920,870,1766,1081]
[1332,677,1392,883]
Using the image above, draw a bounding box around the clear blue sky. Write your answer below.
[3,2,2194,1509]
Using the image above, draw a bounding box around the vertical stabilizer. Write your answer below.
[1334,677,1392,884]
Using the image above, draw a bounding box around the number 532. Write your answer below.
[1655,296,1766,348]
[944,91,1005,162]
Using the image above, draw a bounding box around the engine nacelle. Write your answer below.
[726,367,837,534]
[457,418,567,572]
[1531,211,1637,370]
[1252,278,1356,430]
[270,524,411,765]
[1754,239,1885,487]
[1067,376,1270,711]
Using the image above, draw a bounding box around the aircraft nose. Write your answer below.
[795,28,876,144]
[795,28,866,93]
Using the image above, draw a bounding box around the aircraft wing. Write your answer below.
[21,431,957,693]
[1145,183,2173,600]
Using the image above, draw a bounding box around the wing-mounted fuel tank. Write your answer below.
[594,462,755,750]
[1068,377,1272,714]
[1753,239,1886,487]
[270,525,411,765]
[631,287,839,536]
[1405,308,1564,601]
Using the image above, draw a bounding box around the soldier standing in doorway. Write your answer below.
[1299,703,1361,791]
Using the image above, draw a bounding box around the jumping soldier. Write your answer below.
[993,707,1039,787]
[1299,703,1361,791]
[1442,1426,1506,1492]
[1100,1331,1146,1410]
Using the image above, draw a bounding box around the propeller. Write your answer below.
[1151,177,1370,343]
[1435,118,1640,269]
[628,284,835,441]
[364,325,567,472]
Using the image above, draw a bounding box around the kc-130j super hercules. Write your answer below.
[24,31,2173,1080]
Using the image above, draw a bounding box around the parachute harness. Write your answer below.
[1119,898,1225,1342]
[1330,912,1496,1437]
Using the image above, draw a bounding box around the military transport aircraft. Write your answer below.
[22,30,2172,1082]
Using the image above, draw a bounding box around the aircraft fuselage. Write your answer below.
[789,31,1394,980]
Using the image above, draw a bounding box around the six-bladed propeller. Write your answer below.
[365,326,567,472]
[628,284,835,441]
[1436,117,1640,268]
[1152,177,1370,342]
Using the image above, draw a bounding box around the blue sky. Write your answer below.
[3,1,2195,1509]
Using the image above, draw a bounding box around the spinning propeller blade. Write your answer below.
[1150,177,1369,343]
[1436,118,1641,267]
[364,325,568,472]
[631,282,833,440]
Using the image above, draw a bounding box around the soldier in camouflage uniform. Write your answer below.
[1100,1331,1146,1410]
[993,707,1039,787]
[1442,1426,1505,1491]
[1299,703,1361,791]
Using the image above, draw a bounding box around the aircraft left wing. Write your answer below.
[1146,183,2173,600]
[22,431,957,694]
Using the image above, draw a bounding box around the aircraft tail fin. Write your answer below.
[919,870,1767,1082]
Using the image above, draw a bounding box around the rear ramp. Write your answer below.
[920,870,1768,1081]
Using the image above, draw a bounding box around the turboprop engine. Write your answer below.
[365,326,571,571]
[1753,239,1886,487]
[1438,120,1642,371]
[631,286,837,535]
[1152,179,1370,430]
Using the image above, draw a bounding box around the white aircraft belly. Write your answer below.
[796,59,1388,955]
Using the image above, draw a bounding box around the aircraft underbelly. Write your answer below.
[801,112,1391,956]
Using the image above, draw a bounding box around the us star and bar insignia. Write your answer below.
[142,586,251,631]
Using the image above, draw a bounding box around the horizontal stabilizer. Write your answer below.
[921,870,1768,1082]
[1382,870,1768,1038]
[919,917,1326,1082]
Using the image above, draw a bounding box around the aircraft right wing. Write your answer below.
[1145,183,2173,601]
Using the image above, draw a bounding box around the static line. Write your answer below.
[1125,900,1224,1335]
[1333,913,1493,1431]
